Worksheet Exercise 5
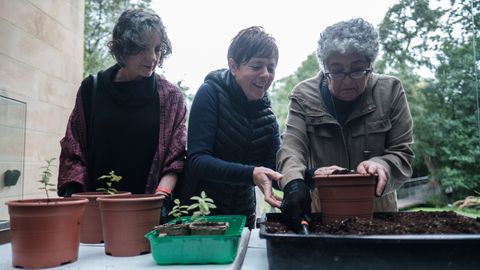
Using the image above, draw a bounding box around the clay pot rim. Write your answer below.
[97,194,165,202]
[72,191,131,198]
[5,197,88,207]
[313,173,376,180]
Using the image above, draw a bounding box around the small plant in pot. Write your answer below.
[38,157,58,200]
[153,199,191,236]
[72,171,131,244]
[187,191,229,235]
[5,158,88,269]
[97,186,165,256]
[95,170,123,194]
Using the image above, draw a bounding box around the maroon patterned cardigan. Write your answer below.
[57,74,187,195]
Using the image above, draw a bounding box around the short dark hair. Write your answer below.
[108,8,172,68]
[227,26,279,65]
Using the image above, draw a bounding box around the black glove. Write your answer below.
[160,194,173,224]
[280,179,312,233]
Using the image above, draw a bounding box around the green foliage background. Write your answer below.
[84,0,151,77]
[269,0,480,200]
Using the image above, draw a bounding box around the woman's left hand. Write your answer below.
[356,161,388,196]
[253,167,283,207]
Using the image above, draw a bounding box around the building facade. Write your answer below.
[0,0,84,220]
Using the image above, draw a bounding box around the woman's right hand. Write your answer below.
[313,165,347,176]
[253,167,283,208]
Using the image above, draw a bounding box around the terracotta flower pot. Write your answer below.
[6,198,88,269]
[314,174,376,224]
[98,194,164,256]
[72,191,131,243]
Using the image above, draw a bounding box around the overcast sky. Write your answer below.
[151,0,399,92]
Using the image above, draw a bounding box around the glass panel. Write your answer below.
[0,95,26,221]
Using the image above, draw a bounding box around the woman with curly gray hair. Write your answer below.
[277,18,414,232]
[58,9,186,201]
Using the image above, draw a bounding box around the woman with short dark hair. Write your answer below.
[181,26,282,229]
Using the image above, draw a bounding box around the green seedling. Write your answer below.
[187,191,216,223]
[96,171,122,194]
[168,199,189,219]
[38,158,57,201]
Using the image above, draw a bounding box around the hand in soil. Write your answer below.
[280,179,312,233]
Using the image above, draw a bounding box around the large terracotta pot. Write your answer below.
[72,191,131,243]
[314,174,376,224]
[98,194,164,256]
[6,198,88,269]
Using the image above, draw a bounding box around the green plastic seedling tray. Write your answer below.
[145,215,246,264]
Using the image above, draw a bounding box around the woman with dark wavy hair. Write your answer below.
[58,9,186,199]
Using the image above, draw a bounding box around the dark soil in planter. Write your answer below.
[189,221,229,235]
[154,222,191,236]
[265,211,480,235]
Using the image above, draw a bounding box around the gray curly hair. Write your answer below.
[317,18,379,68]
[108,8,172,68]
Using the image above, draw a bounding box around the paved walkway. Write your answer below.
[398,198,426,210]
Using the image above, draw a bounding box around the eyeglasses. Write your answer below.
[325,68,372,81]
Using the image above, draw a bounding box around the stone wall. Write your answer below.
[0,0,84,220]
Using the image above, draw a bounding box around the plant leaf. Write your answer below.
[190,196,201,201]
[206,203,216,209]
[204,198,214,203]
[187,204,198,211]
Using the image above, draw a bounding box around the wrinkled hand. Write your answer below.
[357,160,388,196]
[280,179,311,233]
[313,165,347,176]
[253,167,283,208]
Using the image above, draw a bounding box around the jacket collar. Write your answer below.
[206,68,271,111]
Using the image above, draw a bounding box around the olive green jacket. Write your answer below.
[277,72,414,212]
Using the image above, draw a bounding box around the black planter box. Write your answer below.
[259,213,480,270]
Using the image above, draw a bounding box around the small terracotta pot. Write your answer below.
[72,191,131,243]
[98,194,164,256]
[314,174,376,224]
[189,221,229,235]
[6,198,88,269]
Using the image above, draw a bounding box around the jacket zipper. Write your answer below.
[338,124,351,170]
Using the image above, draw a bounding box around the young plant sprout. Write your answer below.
[39,158,56,200]
[96,171,122,194]
[187,191,216,223]
[168,199,189,219]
